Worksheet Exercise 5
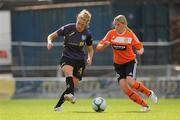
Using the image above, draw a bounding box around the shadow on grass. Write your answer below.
[123,111,150,113]
[73,111,107,113]
[72,111,149,114]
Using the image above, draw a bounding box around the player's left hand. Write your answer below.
[136,48,144,56]
[47,42,55,50]
[86,58,92,66]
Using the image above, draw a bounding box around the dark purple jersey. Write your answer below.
[56,23,93,60]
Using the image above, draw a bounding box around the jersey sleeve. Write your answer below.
[56,24,71,36]
[86,34,93,46]
[131,31,143,50]
[98,31,111,45]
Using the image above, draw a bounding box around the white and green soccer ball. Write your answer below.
[92,97,106,112]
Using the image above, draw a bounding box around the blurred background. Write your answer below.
[0,0,180,99]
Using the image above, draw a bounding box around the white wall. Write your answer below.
[0,11,12,65]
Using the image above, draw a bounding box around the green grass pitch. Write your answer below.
[0,99,180,120]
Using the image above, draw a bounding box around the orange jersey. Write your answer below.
[98,29,143,64]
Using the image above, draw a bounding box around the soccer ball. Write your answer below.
[92,97,106,112]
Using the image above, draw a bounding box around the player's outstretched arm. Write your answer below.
[96,41,110,52]
[47,31,58,50]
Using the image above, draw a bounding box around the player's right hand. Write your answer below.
[104,41,110,46]
[47,42,55,50]
[104,41,110,45]
[96,41,110,52]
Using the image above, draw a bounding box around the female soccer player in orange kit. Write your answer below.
[96,15,158,112]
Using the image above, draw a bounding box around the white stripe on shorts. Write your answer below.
[133,59,138,79]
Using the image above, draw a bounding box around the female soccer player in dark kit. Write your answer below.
[47,9,94,112]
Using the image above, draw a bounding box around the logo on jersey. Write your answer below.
[81,35,87,41]
[113,37,132,43]
[112,45,126,50]
[69,31,75,36]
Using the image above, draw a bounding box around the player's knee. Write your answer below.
[62,65,73,76]
[63,70,73,77]
[126,76,135,87]
[119,80,129,93]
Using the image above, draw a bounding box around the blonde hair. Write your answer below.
[77,9,92,25]
[113,15,128,25]
[113,15,131,31]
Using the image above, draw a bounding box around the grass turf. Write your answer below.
[0,99,180,120]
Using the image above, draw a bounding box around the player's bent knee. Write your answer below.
[126,76,136,87]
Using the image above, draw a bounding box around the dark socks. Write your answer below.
[55,76,74,108]
[55,89,68,108]
[66,76,74,95]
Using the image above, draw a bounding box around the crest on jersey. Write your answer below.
[81,35,87,41]
[78,67,83,75]
[79,41,84,46]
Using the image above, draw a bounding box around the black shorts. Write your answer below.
[59,56,86,81]
[114,59,137,81]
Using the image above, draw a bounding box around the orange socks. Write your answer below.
[126,88,148,107]
[132,81,151,97]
